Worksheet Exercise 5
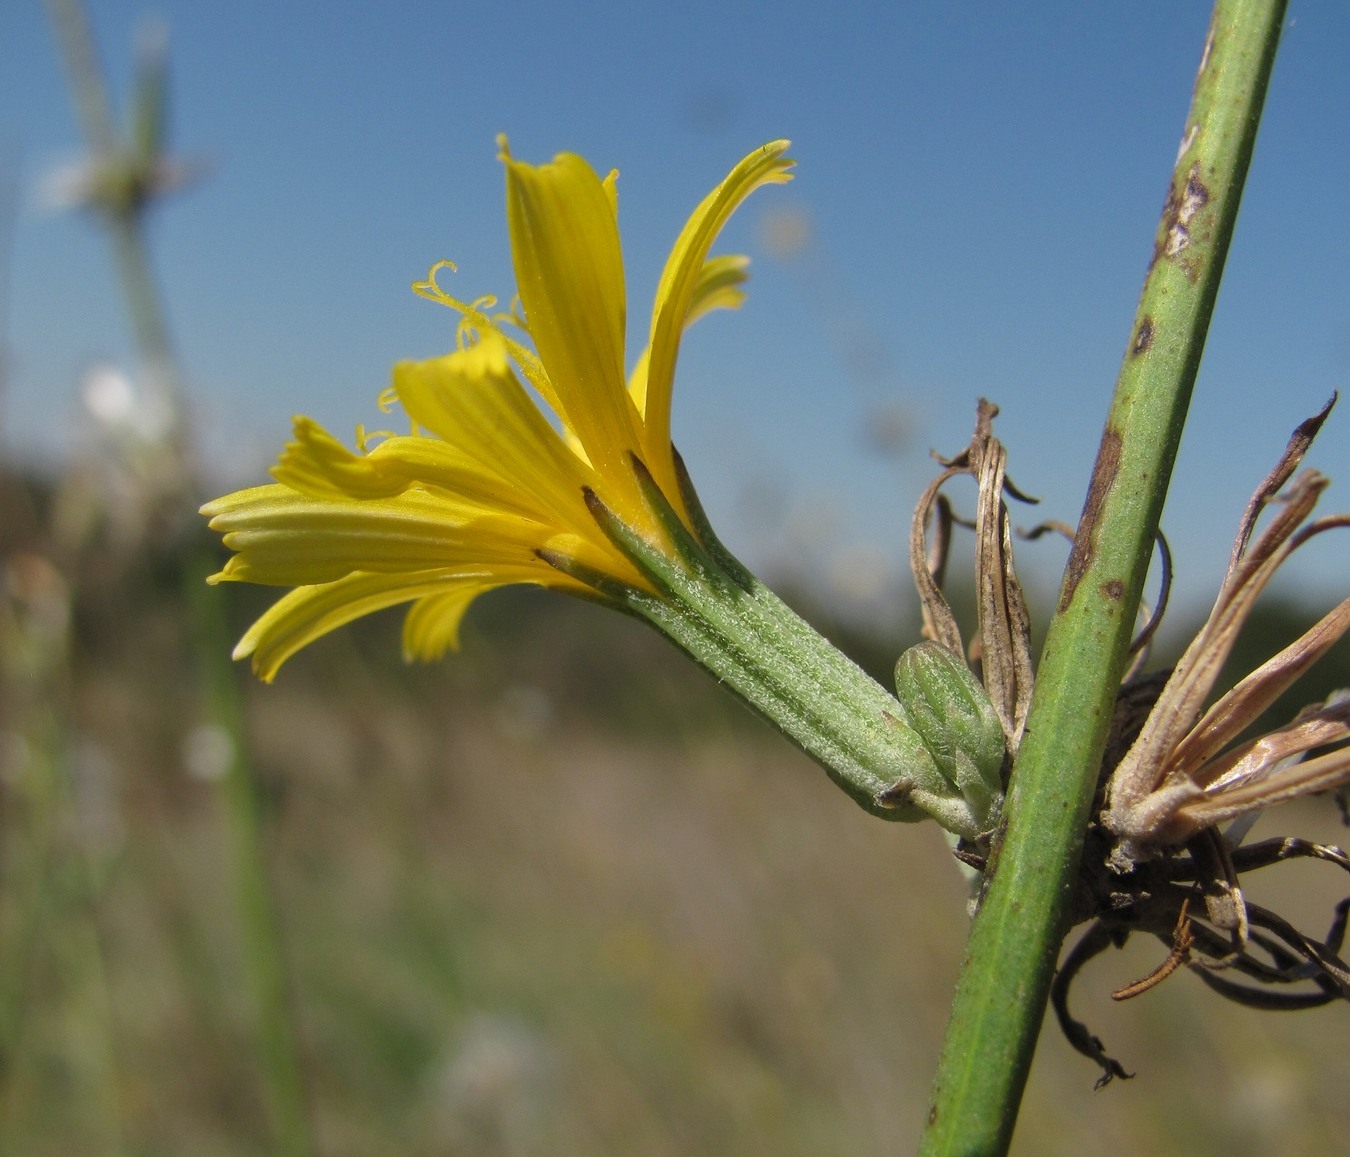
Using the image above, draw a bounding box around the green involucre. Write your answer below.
[556,457,1007,840]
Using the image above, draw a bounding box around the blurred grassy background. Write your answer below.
[1,456,1347,1155]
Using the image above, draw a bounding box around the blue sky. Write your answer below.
[4,2,1349,620]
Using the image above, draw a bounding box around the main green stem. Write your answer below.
[918,2,1286,1152]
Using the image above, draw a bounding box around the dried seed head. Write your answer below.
[1102,397,1350,862]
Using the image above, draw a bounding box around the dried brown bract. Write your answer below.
[909,399,1037,759]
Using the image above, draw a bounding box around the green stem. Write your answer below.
[919,2,1286,1152]
[108,216,186,454]
[47,0,185,456]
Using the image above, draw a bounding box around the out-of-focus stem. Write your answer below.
[45,2,314,1153]
[44,0,119,154]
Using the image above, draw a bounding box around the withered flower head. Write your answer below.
[1058,398,1350,1086]
[1102,397,1350,859]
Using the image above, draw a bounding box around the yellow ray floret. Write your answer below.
[203,140,794,680]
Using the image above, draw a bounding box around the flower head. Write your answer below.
[202,139,1010,839]
[203,140,793,679]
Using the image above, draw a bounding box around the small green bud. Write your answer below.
[894,641,1006,833]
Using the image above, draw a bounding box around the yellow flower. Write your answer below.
[204,137,1003,838]
[203,139,793,680]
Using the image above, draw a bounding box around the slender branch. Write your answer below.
[919,2,1287,1152]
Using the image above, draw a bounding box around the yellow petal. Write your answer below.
[501,143,643,482]
[641,141,793,486]
[270,402,573,526]
[272,417,409,500]
[367,435,544,518]
[239,562,590,680]
[683,253,753,327]
[401,584,489,661]
[390,331,595,528]
[237,570,464,680]
[205,484,538,586]
[629,254,751,413]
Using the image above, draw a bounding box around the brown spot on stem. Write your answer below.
[1149,183,1181,274]
[1101,578,1125,601]
[1059,427,1122,611]
[1131,317,1154,357]
[1148,164,1211,282]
